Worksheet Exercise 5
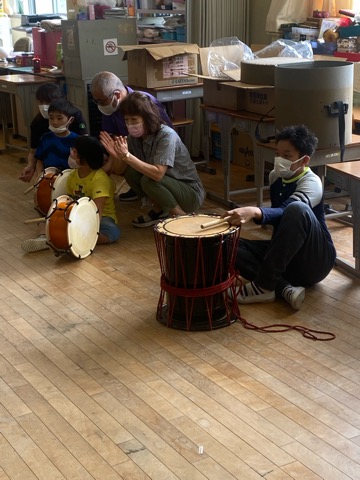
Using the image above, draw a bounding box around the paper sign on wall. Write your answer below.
[103,38,118,56]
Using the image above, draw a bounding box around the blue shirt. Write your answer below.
[35,131,78,170]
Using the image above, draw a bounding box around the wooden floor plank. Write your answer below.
[1,145,360,479]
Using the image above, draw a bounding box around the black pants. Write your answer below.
[235,202,336,295]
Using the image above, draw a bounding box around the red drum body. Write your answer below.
[34,168,72,215]
[46,195,100,259]
[154,214,241,331]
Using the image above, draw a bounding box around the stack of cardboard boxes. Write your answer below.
[117,42,310,170]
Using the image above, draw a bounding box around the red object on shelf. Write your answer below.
[32,56,41,73]
[339,9,355,17]
[333,51,360,61]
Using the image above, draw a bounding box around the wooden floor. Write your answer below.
[1,140,360,480]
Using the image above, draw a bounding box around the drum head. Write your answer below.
[51,169,72,201]
[41,167,59,177]
[67,197,100,258]
[155,214,235,237]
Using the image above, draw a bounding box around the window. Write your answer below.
[18,0,67,14]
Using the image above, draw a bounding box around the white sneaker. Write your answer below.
[21,235,49,253]
[282,286,305,310]
[236,281,275,304]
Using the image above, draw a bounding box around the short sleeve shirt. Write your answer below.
[67,168,117,223]
[35,131,78,170]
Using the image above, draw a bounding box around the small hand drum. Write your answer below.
[154,214,241,331]
[34,168,72,216]
[46,195,100,259]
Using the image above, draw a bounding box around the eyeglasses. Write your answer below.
[91,91,115,106]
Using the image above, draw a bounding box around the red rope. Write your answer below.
[237,317,336,341]
[231,280,336,341]
[160,274,236,297]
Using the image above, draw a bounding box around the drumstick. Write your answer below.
[24,217,46,224]
[200,216,231,229]
[24,185,35,194]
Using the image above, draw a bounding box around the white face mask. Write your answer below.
[126,122,145,138]
[68,154,79,169]
[38,104,50,119]
[273,156,304,179]
[48,117,72,135]
[97,96,119,116]
[49,124,69,134]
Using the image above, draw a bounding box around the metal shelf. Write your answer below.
[137,9,185,14]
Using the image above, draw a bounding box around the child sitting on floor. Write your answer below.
[21,136,120,252]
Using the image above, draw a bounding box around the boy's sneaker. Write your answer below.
[282,285,305,310]
[236,281,275,304]
[119,188,138,202]
[21,235,49,253]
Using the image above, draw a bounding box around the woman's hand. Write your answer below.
[223,206,262,225]
[99,132,129,158]
[99,131,117,157]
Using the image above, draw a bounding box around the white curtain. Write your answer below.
[266,0,359,32]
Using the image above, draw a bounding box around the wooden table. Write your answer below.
[327,160,360,278]
[201,104,275,208]
[0,74,55,153]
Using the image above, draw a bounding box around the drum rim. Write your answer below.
[67,196,99,258]
[46,195,99,259]
[154,213,238,238]
[34,169,62,214]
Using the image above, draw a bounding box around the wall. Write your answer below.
[249,0,272,47]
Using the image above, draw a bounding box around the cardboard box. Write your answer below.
[198,45,275,114]
[205,81,275,115]
[242,86,275,115]
[199,45,242,110]
[211,125,254,169]
[119,43,199,88]
[203,78,240,110]
[232,130,254,169]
